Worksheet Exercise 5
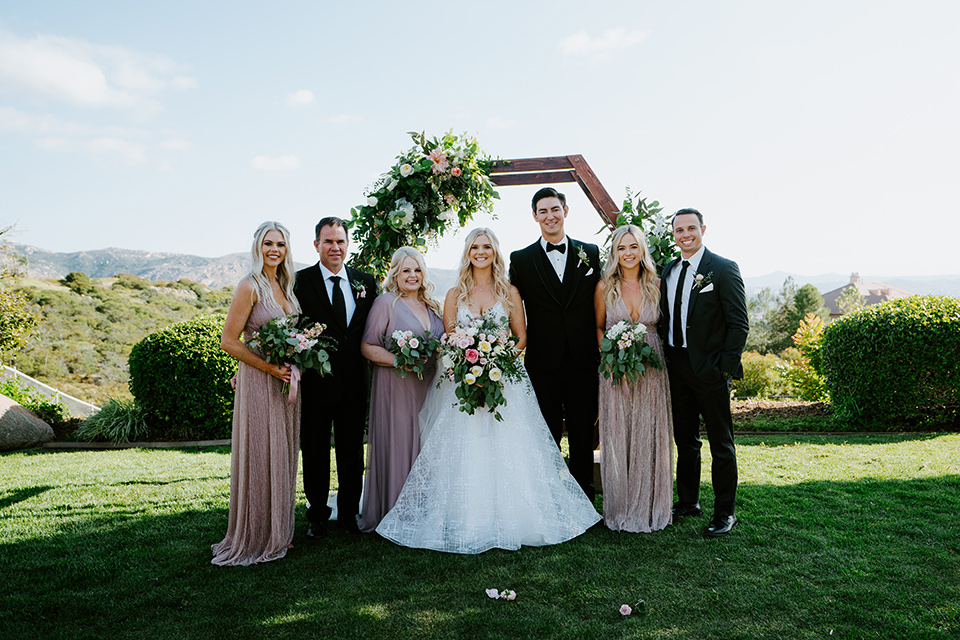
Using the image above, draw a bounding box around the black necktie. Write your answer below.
[330,275,347,327]
[546,242,566,253]
[673,260,690,348]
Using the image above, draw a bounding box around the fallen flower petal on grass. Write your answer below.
[620,604,632,616]
[485,589,500,599]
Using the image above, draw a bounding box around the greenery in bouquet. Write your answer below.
[387,329,441,379]
[248,315,337,387]
[438,311,524,421]
[348,130,500,277]
[599,186,679,276]
[599,319,663,384]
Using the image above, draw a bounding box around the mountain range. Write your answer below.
[9,242,960,298]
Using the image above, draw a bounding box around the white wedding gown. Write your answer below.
[376,303,601,554]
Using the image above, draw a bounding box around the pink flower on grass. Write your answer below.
[619,604,632,616]
[465,348,480,364]
[485,589,500,599]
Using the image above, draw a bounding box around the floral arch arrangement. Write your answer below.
[348,131,500,277]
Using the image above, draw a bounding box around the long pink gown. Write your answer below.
[599,297,673,533]
[211,292,300,566]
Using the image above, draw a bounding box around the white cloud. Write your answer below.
[35,137,73,152]
[0,31,195,114]
[0,106,146,137]
[160,138,191,150]
[251,155,301,171]
[285,89,314,107]
[87,137,147,164]
[560,28,649,58]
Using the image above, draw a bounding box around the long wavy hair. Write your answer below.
[383,246,442,316]
[454,227,512,313]
[249,221,300,312]
[601,224,659,310]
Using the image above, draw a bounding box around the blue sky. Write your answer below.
[2,1,958,277]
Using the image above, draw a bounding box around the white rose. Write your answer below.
[366,196,378,207]
[488,368,502,382]
[387,179,399,191]
[441,354,454,370]
[400,164,414,177]
[464,373,476,385]
[478,340,491,353]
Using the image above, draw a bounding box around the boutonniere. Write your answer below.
[351,280,367,299]
[576,245,591,269]
[692,271,714,290]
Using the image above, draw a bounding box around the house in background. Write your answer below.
[822,273,916,319]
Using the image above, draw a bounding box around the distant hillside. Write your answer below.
[11,242,254,289]
[8,242,960,298]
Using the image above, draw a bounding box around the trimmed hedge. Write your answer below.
[128,315,236,440]
[822,295,960,429]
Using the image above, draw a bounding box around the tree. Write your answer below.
[0,226,39,357]
[744,286,776,353]
[837,286,866,315]
[761,278,829,354]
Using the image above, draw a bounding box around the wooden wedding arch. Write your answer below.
[488,155,619,226]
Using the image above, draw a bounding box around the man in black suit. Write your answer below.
[659,208,749,537]
[508,188,601,501]
[295,217,378,536]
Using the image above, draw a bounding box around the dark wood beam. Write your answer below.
[489,170,577,187]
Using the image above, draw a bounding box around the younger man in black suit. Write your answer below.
[658,208,749,537]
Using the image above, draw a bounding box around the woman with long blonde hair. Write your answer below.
[212,221,301,566]
[594,224,673,533]
[376,228,600,554]
[357,247,445,532]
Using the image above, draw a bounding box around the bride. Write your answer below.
[376,228,601,554]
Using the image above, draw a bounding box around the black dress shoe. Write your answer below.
[339,518,361,534]
[671,502,703,519]
[704,514,737,537]
[305,523,327,539]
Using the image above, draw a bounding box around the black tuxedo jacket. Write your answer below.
[509,238,601,371]
[294,263,379,403]
[658,247,749,382]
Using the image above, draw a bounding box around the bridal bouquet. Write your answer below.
[438,312,524,421]
[599,320,663,384]
[386,329,441,379]
[248,314,337,402]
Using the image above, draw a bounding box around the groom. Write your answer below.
[295,217,378,536]
[659,208,748,537]
[509,188,601,501]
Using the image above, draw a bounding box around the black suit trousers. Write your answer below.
[527,351,598,502]
[666,347,737,516]
[300,378,366,524]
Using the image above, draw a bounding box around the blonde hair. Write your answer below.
[383,246,442,316]
[249,221,300,313]
[455,227,512,312]
[601,224,659,310]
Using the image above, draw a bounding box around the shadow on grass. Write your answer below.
[1,476,958,640]
[737,432,949,446]
[0,485,54,510]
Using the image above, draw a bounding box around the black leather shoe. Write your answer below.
[704,514,737,537]
[305,523,327,539]
[672,502,703,519]
[339,518,361,534]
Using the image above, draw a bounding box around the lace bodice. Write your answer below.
[456,301,509,328]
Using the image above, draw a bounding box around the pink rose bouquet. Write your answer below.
[437,310,525,421]
[248,314,337,403]
[386,329,441,379]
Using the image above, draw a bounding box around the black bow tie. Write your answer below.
[546,242,566,254]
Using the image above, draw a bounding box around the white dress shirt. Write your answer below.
[539,235,568,282]
[318,262,357,326]
[665,245,706,348]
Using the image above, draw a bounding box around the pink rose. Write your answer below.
[619,604,632,616]
[465,349,480,363]
[451,166,462,177]
[409,337,420,349]
[397,337,406,348]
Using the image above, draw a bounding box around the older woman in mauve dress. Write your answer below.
[357,247,444,532]
[594,224,673,533]
[212,221,300,566]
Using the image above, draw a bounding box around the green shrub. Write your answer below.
[0,378,71,425]
[128,315,236,440]
[777,313,829,402]
[732,351,793,398]
[822,296,960,429]
[74,397,150,443]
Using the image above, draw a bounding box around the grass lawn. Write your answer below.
[2,433,958,639]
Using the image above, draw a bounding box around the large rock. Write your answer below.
[0,394,54,451]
